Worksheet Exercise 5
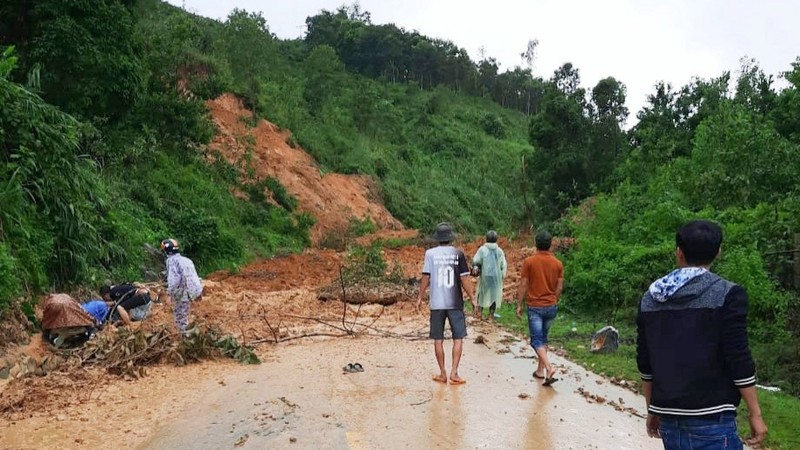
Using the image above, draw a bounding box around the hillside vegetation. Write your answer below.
[0,0,627,303]
[2,0,800,404]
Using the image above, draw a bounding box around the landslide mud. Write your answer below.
[138,324,660,450]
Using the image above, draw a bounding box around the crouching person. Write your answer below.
[99,283,153,326]
[42,294,97,348]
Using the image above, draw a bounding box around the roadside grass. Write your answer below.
[491,303,800,450]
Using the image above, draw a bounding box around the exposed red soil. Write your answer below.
[206,94,403,243]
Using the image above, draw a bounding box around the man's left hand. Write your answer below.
[646,414,660,438]
[745,414,767,446]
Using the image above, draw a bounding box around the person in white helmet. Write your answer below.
[161,239,203,335]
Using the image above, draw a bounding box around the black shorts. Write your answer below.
[118,291,150,310]
[429,309,468,340]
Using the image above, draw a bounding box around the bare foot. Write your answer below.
[449,375,467,385]
[432,374,448,383]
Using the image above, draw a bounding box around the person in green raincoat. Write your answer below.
[471,230,507,321]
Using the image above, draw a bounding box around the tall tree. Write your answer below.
[588,77,628,189]
[303,45,345,114]
[521,38,538,71]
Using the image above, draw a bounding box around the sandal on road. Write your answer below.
[532,371,545,379]
[352,363,364,372]
[449,377,467,385]
[343,363,358,373]
[432,375,448,383]
[542,377,559,387]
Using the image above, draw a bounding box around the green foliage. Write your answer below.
[265,177,298,212]
[348,217,378,237]
[560,59,800,398]
[0,39,310,310]
[1,0,144,120]
[1,52,110,286]
[0,244,20,307]
[684,102,799,209]
[564,238,673,322]
[342,241,398,286]
[480,113,506,138]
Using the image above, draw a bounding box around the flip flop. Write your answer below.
[343,364,358,373]
[352,363,364,372]
[449,378,467,385]
[532,372,545,379]
[432,375,448,383]
[542,377,559,387]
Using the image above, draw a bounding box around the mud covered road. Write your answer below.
[137,324,659,450]
[0,238,661,450]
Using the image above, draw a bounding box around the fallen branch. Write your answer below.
[349,303,363,334]
[339,265,349,334]
[249,332,348,345]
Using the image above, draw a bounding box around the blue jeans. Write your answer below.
[658,413,743,450]
[527,306,557,348]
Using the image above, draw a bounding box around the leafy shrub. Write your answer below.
[348,217,378,237]
[342,242,388,285]
[0,244,19,309]
[265,177,298,212]
[167,209,243,267]
[564,238,672,322]
[481,113,507,138]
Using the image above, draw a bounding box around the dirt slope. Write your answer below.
[207,94,403,243]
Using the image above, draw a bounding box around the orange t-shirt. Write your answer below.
[521,251,563,307]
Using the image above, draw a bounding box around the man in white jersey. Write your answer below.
[417,223,477,385]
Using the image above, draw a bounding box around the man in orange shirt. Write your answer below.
[516,231,564,386]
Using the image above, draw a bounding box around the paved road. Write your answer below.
[140,328,661,450]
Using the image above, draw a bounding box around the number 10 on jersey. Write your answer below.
[437,266,455,288]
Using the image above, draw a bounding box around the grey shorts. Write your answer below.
[429,309,467,340]
[129,302,152,321]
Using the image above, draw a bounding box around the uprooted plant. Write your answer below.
[73,323,260,378]
[0,323,259,382]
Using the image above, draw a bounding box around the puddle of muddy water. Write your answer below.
[139,329,661,450]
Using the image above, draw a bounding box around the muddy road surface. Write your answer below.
[1,238,660,450]
[138,325,659,450]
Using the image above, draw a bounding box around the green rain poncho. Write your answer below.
[472,243,507,308]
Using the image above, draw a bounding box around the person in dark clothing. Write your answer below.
[636,220,767,449]
[100,284,152,325]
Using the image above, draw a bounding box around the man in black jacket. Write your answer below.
[100,283,152,326]
[637,220,767,449]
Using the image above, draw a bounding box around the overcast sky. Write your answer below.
[169,0,800,120]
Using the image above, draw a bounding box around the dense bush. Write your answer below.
[560,70,800,392]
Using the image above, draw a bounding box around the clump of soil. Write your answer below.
[0,367,103,419]
[0,305,33,349]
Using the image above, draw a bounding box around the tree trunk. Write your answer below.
[793,233,800,291]
[520,155,534,229]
